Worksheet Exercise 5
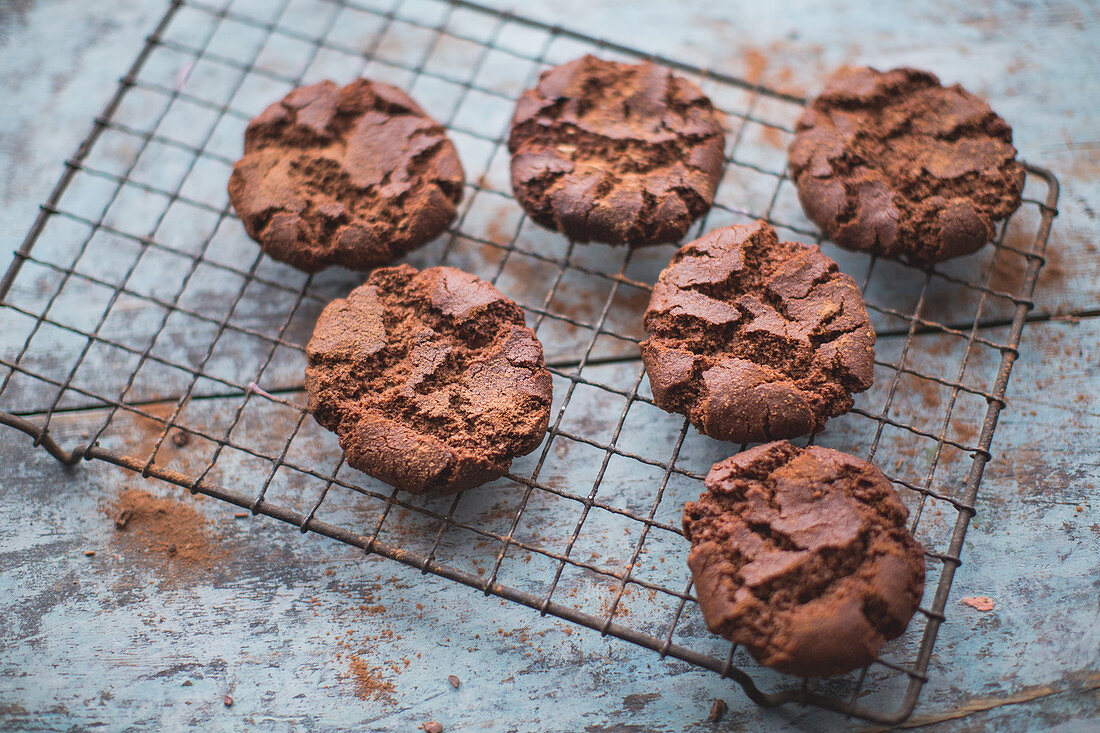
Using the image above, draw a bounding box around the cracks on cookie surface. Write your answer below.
[683,444,925,674]
[642,223,873,439]
[508,56,725,245]
[229,80,464,271]
[789,68,1024,263]
[305,266,551,490]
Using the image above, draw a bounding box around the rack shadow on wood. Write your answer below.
[0,0,1059,724]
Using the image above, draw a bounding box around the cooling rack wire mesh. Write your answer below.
[0,0,1059,724]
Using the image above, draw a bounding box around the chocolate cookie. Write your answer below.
[641,221,874,444]
[788,67,1025,264]
[507,55,726,246]
[304,265,552,494]
[228,80,464,272]
[683,441,926,677]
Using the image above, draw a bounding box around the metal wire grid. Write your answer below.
[0,0,1059,724]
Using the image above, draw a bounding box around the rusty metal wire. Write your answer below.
[0,0,1060,723]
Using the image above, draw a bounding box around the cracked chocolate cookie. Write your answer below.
[507,55,726,246]
[684,441,926,677]
[304,264,552,494]
[228,79,464,272]
[641,221,874,444]
[788,66,1025,264]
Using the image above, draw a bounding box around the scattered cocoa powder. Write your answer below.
[742,48,767,84]
[484,209,515,246]
[910,373,944,410]
[760,125,784,149]
[598,583,635,621]
[345,655,397,705]
[107,488,225,580]
[707,698,728,723]
[953,418,979,445]
[332,593,406,704]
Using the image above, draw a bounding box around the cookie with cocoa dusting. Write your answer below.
[683,441,926,677]
[305,264,552,494]
[641,221,874,444]
[788,67,1024,264]
[507,55,726,246]
[228,79,464,272]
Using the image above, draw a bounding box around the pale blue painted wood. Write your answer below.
[1,1,1097,730]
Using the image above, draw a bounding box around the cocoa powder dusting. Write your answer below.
[332,588,406,704]
[742,48,767,84]
[760,125,784,149]
[345,655,397,705]
[107,488,225,579]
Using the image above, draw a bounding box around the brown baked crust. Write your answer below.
[640,221,874,444]
[304,265,552,494]
[228,80,464,272]
[788,67,1024,265]
[683,441,926,677]
[507,55,726,247]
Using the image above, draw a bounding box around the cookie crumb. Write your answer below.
[961,596,995,611]
[233,511,248,519]
[422,722,443,733]
[447,675,460,689]
[707,698,727,722]
[114,508,133,530]
[223,695,233,707]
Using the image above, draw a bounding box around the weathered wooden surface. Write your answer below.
[1,0,1098,730]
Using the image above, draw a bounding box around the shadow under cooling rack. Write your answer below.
[0,0,1059,724]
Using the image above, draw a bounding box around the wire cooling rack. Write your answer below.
[0,0,1059,724]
